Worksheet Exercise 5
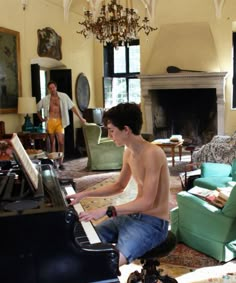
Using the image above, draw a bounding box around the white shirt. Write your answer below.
[37,91,74,128]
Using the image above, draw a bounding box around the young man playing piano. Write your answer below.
[67,102,170,266]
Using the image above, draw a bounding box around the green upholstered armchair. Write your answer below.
[193,160,236,190]
[82,123,124,171]
[171,187,236,262]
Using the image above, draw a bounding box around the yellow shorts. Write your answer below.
[47,118,64,134]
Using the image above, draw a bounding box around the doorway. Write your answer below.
[31,64,75,159]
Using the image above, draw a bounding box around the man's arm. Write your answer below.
[76,147,167,222]
[37,112,47,123]
[67,151,131,205]
[36,100,47,122]
[71,106,86,124]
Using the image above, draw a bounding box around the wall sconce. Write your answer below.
[21,0,28,10]
[18,97,37,132]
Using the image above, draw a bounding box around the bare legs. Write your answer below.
[56,133,64,165]
[48,133,64,166]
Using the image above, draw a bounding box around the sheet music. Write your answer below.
[11,133,39,190]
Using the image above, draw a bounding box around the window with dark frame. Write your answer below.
[103,40,141,108]
[233,32,236,108]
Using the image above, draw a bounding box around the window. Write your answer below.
[103,40,141,108]
[39,69,47,129]
[40,69,47,99]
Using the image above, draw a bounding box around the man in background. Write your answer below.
[37,80,86,170]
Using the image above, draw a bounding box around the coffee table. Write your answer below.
[151,139,183,166]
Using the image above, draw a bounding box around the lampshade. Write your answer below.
[18,97,37,132]
[18,97,37,114]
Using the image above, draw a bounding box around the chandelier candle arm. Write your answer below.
[77,0,157,47]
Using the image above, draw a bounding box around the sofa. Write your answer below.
[171,186,236,262]
[193,160,236,190]
[192,132,236,164]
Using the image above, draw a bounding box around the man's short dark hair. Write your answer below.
[47,80,57,88]
[103,103,143,135]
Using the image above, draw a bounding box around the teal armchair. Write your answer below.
[82,123,124,171]
[171,187,236,262]
[193,160,236,190]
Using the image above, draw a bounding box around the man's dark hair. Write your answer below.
[47,80,57,88]
[103,103,143,135]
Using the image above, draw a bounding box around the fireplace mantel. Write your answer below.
[140,72,228,135]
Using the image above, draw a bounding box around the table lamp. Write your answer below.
[18,97,37,132]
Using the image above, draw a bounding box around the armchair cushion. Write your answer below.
[194,177,232,190]
[201,162,232,177]
[193,160,236,190]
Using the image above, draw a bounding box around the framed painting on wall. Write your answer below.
[37,27,62,61]
[0,27,22,114]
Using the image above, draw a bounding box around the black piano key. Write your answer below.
[1,175,15,201]
[0,175,8,197]
[74,221,90,245]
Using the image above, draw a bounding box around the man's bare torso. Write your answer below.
[49,94,61,119]
[125,143,170,220]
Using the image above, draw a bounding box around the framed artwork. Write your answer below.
[75,73,90,112]
[37,27,62,60]
[0,27,22,114]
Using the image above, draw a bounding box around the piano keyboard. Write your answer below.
[64,185,101,245]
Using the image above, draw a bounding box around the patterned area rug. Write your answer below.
[58,157,235,282]
[77,174,220,269]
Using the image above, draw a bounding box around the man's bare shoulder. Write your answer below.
[145,142,165,156]
[141,143,167,165]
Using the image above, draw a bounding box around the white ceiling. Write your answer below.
[44,0,225,19]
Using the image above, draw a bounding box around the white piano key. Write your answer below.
[64,185,101,244]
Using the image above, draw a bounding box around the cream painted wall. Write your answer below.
[0,0,94,134]
[1,0,236,138]
[93,0,236,135]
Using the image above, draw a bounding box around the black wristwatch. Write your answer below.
[106,206,117,218]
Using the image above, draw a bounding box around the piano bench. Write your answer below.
[127,231,178,283]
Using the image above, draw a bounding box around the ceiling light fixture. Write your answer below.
[78,0,157,48]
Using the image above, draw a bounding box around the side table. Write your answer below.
[151,139,183,167]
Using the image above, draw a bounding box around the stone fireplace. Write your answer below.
[140,72,228,145]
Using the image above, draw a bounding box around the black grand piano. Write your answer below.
[0,135,120,283]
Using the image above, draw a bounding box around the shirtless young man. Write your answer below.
[67,102,170,266]
[37,80,86,169]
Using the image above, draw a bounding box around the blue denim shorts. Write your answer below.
[95,213,169,263]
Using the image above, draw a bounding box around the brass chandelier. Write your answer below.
[78,0,157,48]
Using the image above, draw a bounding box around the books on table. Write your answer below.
[188,186,214,198]
[170,135,183,142]
[188,186,233,208]
[216,186,234,201]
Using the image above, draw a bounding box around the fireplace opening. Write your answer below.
[152,88,217,145]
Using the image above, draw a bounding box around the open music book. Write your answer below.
[11,133,39,190]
